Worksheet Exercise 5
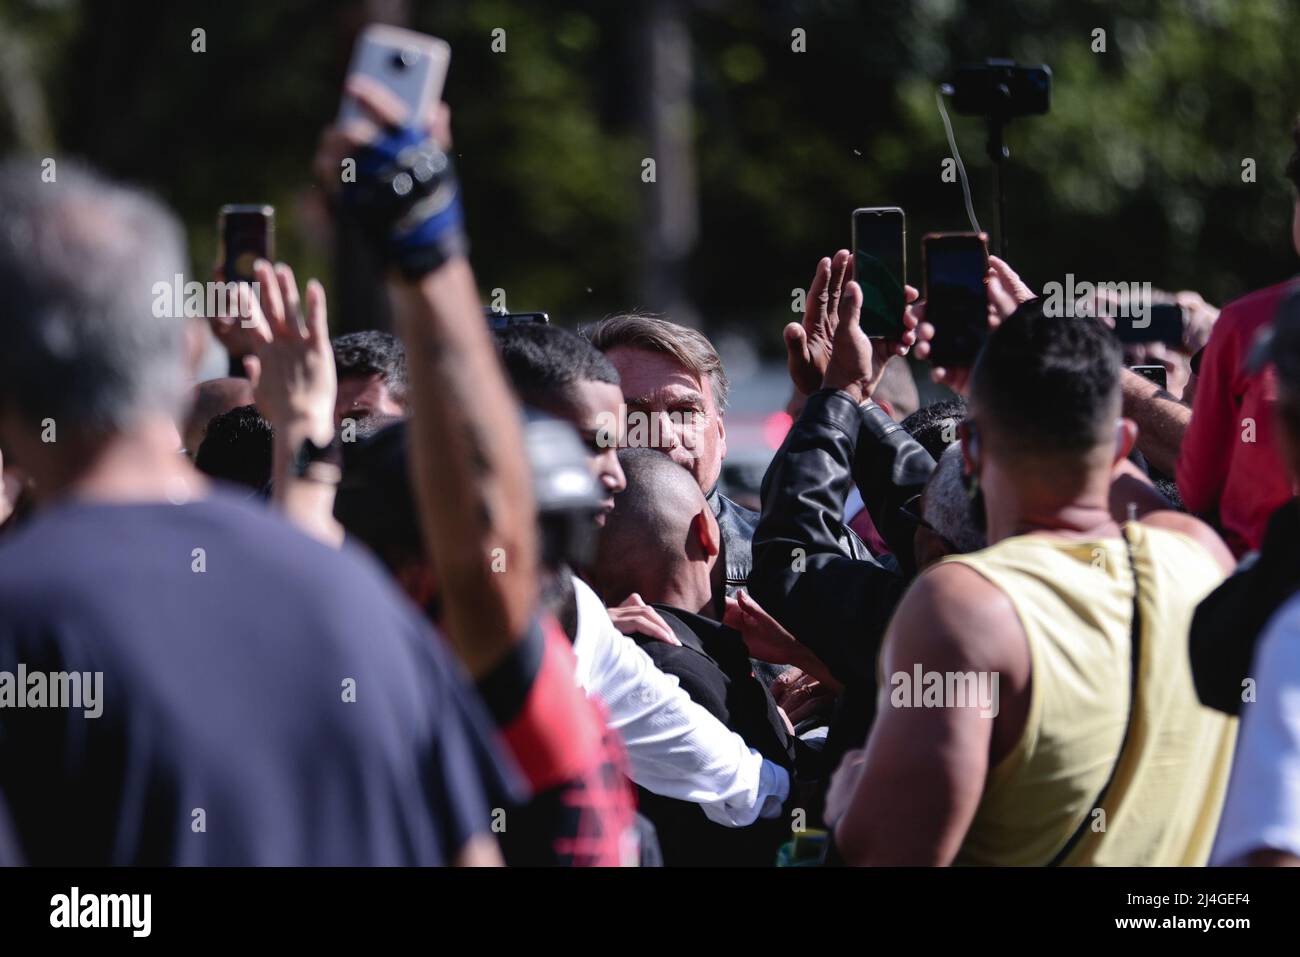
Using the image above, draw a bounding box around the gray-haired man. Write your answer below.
[0,160,514,865]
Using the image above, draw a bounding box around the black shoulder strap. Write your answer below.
[1047,524,1143,866]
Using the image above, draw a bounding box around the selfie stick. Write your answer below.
[941,63,1050,259]
[985,93,1012,259]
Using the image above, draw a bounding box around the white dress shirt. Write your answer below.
[569,576,790,827]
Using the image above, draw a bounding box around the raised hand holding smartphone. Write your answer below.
[337,25,450,127]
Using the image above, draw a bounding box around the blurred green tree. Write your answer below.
[0,0,1294,351]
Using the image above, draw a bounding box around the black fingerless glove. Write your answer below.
[342,125,468,280]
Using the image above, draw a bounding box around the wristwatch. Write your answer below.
[291,436,343,486]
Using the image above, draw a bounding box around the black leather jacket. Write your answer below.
[709,451,878,694]
[705,489,760,596]
[748,389,936,691]
[707,467,876,598]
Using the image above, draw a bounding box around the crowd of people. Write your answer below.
[1,71,1299,868]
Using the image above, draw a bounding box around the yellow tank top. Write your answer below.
[941,523,1237,866]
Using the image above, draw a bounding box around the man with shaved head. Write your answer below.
[589,448,796,865]
[591,447,723,617]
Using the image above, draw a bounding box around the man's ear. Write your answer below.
[692,508,721,560]
[1114,417,1138,465]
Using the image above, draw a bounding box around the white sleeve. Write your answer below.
[569,577,790,827]
[1210,601,1300,865]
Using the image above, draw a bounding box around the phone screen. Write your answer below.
[852,208,906,338]
[219,205,274,283]
[1129,364,1168,390]
[1114,303,1183,347]
[924,234,989,368]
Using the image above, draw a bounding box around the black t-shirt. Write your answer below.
[0,492,519,865]
[631,606,793,866]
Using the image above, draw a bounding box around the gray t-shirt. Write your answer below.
[0,492,518,865]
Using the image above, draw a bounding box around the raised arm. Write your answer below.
[390,262,537,676]
[851,399,936,573]
[750,259,921,687]
[750,389,910,688]
[241,260,346,547]
[826,561,1026,865]
[324,77,536,678]
[1120,367,1191,476]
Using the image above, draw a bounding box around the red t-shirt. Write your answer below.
[492,618,638,866]
[1177,279,1300,557]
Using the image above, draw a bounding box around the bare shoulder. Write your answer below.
[1138,510,1235,574]
[885,560,1027,676]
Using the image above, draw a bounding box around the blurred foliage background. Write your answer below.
[0,0,1297,355]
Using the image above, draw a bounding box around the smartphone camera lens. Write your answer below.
[391,48,418,71]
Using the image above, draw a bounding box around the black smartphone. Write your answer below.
[1113,303,1183,347]
[218,205,274,283]
[923,232,989,368]
[485,309,550,331]
[1130,364,1168,390]
[852,207,907,338]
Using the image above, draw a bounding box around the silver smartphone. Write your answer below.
[337,25,451,127]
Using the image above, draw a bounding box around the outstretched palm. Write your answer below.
[821,279,921,404]
[788,249,926,401]
[786,249,855,395]
[245,259,336,447]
